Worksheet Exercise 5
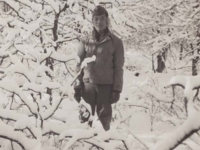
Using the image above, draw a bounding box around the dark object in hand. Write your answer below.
[74,89,82,103]
[79,104,90,124]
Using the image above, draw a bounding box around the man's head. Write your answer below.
[92,5,109,33]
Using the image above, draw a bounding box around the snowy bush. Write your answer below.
[0,0,87,149]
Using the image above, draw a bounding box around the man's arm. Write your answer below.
[74,38,86,89]
[113,39,124,92]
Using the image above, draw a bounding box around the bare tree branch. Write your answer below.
[0,135,25,150]
[44,97,65,120]
[127,128,149,150]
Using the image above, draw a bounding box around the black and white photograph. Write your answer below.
[0,0,200,150]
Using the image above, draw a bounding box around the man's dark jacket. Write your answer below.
[76,31,124,92]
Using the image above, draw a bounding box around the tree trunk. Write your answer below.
[82,7,85,19]
[191,43,199,75]
[152,54,156,73]
[179,41,183,60]
[192,57,199,76]
[156,47,168,73]
[1,2,10,12]
[156,54,165,73]
[45,58,53,105]
[4,2,10,12]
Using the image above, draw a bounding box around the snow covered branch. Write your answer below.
[59,128,130,150]
[165,75,200,98]
[43,96,65,120]
[0,121,37,150]
[71,55,96,86]
[0,80,38,116]
[60,129,96,150]
[1,0,25,21]
[0,108,27,122]
[153,104,200,150]
[153,74,200,150]
[127,129,149,150]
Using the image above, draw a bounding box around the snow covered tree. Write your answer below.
[0,0,83,149]
[122,0,200,74]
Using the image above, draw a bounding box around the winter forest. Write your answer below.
[0,0,200,150]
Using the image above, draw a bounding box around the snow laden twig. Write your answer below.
[39,50,79,64]
[14,117,42,140]
[0,80,38,116]
[59,129,97,150]
[152,102,200,150]
[94,129,130,150]
[83,139,104,150]
[189,133,200,147]
[83,138,117,150]
[0,108,28,122]
[42,121,90,136]
[51,52,80,63]
[71,55,96,86]
[0,121,37,150]
[43,96,65,120]
[152,75,200,150]
[59,127,131,150]
[0,0,25,21]
[64,63,75,77]
[43,0,59,13]
[126,127,150,150]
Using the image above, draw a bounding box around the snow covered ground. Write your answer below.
[46,69,200,150]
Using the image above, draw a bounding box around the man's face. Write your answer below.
[92,14,108,33]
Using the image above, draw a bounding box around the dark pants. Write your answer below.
[82,82,112,131]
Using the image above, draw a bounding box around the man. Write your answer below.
[74,5,124,131]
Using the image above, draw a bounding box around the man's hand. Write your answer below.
[111,91,120,104]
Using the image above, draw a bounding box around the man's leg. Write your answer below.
[96,84,112,131]
[82,82,96,116]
